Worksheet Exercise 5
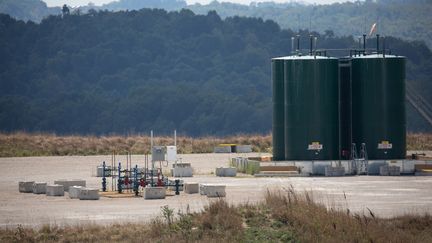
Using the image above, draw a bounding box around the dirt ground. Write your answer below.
[0,152,432,228]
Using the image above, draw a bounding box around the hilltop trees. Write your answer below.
[0,9,431,135]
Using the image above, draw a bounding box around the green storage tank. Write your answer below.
[271,58,286,161]
[284,56,339,160]
[351,54,406,160]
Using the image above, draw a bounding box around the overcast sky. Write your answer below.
[43,0,355,7]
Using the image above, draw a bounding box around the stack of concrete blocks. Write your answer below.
[144,187,166,199]
[199,184,226,197]
[18,181,35,193]
[380,165,401,176]
[69,186,84,199]
[78,188,100,200]
[32,182,47,194]
[96,165,112,177]
[46,184,64,196]
[235,145,252,153]
[171,163,193,177]
[214,146,232,153]
[54,179,86,192]
[215,167,237,177]
[184,182,199,194]
[325,166,345,177]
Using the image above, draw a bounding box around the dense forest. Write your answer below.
[1,0,431,48]
[0,8,431,135]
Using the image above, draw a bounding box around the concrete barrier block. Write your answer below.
[381,165,400,176]
[32,182,47,194]
[236,145,252,153]
[214,146,231,153]
[78,188,99,200]
[206,185,226,198]
[171,167,193,177]
[215,167,237,177]
[19,181,35,193]
[200,184,226,197]
[54,180,86,191]
[144,187,166,199]
[325,166,345,177]
[199,184,208,195]
[96,166,112,177]
[69,186,84,199]
[46,184,64,196]
[184,182,199,194]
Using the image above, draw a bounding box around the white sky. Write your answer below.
[43,0,354,7]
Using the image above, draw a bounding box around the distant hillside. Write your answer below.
[188,0,432,48]
[1,0,431,49]
[0,10,431,135]
[0,0,59,22]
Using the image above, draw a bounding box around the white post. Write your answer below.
[174,130,177,147]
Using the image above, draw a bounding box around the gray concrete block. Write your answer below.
[199,184,208,195]
[32,182,47,194]
[215,167,237,177]
[78,188,99,200]
[96,166,111,177]
[325,166,345,177]
[171,167,193,177]
[69,186,84,199]
[46,184,64,196]
[54,180,86,191]
[19,181,35,193]
[144,187,166,199]
[380,165,400,176]
[184,182,199,194]
[200,184,226,197]
[235,145,252,153]
[205,185,226,198]
[214,146,231,153]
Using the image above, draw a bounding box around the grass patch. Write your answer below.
[0,132,430,157]
[1,189,431,242]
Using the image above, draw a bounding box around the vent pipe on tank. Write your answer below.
[291,37,295,54]
[309,35,313,55]
[363,34,366,53]
[376,34,380,54]
[296,35,300,53]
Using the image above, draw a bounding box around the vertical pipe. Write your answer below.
[363,34,366,52]
[291,37,295,54]
[383,36,386,58]
[174,130,177,147]
[309,35,313,55]
[296,35,300,52]
[376,34,380,54]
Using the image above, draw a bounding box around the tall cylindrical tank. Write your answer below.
[271,58,285,161]
[284,56,339,160]
[351,54,406,160]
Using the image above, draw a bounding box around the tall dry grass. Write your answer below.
[1,189,431,242]
[0,132,430,157]
[0,132,271,157]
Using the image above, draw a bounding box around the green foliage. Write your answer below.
[0,8,431,136]
[188,0,432,48]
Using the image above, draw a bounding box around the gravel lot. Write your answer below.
[1,153,431,228]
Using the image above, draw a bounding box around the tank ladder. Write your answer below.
[351,143,368,175]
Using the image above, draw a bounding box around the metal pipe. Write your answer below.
[291,37,295,54]
[363,34,366,52]
[383,36,386,58]
[309,35,313,55]
[376,34,380,54]
[174,130,177,147]
[296,34,300,52]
